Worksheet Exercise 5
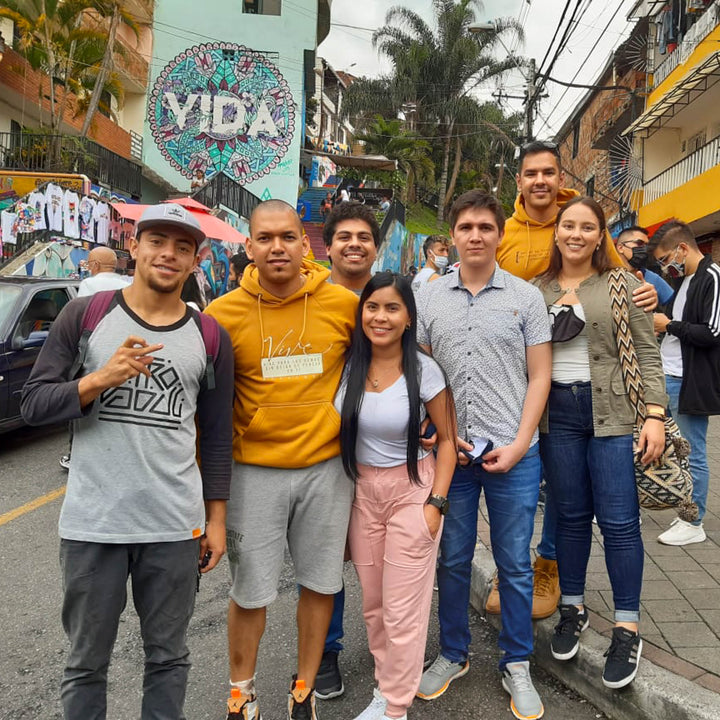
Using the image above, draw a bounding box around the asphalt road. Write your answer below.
[0,427,607,720]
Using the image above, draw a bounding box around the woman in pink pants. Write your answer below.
[336,272,456,720]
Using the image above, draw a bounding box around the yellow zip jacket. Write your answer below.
[499,188,623,280]
[205,259,358,468]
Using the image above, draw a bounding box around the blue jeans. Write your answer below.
[437,446,541,669]
[540,382,643,623]
[324,585,345,653]
[536,478,557,561]
[666,374,709,524]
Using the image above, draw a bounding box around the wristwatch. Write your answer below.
[427,493,450,515]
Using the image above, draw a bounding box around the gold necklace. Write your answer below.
[367,363,400,389]
[559,272,595,294]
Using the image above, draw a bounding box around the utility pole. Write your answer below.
[524,58,536,142]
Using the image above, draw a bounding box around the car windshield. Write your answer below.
[0,285,23,331]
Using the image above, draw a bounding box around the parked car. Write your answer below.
[0,277,79,432]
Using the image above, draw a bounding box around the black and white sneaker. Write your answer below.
[551,604,589,661]
[602,627,642,689]
[315,650,344,700]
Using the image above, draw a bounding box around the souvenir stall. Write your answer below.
[0,172,135,278]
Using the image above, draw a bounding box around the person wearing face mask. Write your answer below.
[616,226,673,306]
[651,220,720,546]
[412,236,450,292]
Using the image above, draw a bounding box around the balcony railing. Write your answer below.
[192,172,261,220]
[0,132,142,197]
[654,1,720,86]
[643,135,720,203]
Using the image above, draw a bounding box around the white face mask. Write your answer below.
[431,252,449,274]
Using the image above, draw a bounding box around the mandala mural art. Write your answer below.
[149,43,296,184]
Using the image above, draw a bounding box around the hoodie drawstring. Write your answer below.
[256,291,310,357]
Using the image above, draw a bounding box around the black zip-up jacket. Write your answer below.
[665,254,720,415]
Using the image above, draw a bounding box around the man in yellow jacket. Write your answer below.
[206,200,358,720]
[490,141,657,620]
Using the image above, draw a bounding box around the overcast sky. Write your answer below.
[319,0,638,138]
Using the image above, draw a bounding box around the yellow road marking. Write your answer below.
[0,486,66,527]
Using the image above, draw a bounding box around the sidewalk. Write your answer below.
[470,416,720,720]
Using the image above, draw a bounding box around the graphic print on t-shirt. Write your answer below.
[98,356,185,430]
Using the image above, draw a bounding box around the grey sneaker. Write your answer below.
[59,453,71,470]
[352,688,386,720]
[416,654,469,700]
[501,661,544,719]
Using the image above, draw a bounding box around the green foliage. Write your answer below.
[405,203,450,235]
[337,166,407,196]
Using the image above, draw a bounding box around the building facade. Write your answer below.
[626,0,720,251]
[144,0,331,204]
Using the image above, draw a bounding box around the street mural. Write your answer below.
[197,237,244,300]
[149,43,296,184]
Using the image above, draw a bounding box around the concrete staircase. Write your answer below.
[298,186,334,223]
[303,222,328,262]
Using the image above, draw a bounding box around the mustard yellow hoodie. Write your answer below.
[498,188,623,281]
[205,259,358,468]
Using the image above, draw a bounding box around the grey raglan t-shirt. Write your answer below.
[21,292,234,544]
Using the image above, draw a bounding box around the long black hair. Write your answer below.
[340,271,425,484]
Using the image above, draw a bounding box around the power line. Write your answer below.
[536,0,575,78]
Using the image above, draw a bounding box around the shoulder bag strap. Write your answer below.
[607,268,647,422]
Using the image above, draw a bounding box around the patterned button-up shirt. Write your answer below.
[416,264,551,448]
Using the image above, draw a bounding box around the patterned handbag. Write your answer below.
[607,269,697,521]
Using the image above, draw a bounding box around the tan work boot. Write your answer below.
[485,571,500,614]
[532,556,560,619]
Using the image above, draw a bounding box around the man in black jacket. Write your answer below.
[652,220,720,545]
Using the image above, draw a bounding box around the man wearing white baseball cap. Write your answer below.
[21,202,234,719]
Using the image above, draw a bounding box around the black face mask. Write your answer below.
[550,305,585,343]
[628,245,649,271]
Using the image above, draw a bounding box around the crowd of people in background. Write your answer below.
[19,140,720,720]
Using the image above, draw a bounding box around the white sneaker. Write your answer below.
[657,518,706,546]
[353,688,387,720]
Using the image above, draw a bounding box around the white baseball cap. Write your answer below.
[136,203,205,247]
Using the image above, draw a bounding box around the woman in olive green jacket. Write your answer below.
[533,196,667,691]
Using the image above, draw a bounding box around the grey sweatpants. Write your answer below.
[59,538,199,720]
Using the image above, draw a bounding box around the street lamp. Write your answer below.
[469,21,537,141]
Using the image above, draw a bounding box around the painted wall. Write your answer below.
[144,2,318,204]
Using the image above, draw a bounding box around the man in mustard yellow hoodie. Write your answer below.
[490,141,658,621]
[205,200,358,720]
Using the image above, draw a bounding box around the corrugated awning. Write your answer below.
[304,150,398,172]
[624,51,720,137]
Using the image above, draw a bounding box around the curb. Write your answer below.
[470,545,720,720]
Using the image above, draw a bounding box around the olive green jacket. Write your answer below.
[533,270,668,437]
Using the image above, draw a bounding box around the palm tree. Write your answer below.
[367,0,523,222]
[355,115,435,203]
[0,0,93,136]
[79,0,148,137]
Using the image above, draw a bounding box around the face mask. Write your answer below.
[628,245,648,271]
[431,253,449,274]
[662,247,685,279]
[550,304,585,343]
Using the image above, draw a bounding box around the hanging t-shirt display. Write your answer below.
[27,191,47,231]
[93,201,111,245]
[63,190,80,239]
[79,196,96,241]
[45,183,64,231]
[16,203,37,233]
[1,211,18,245]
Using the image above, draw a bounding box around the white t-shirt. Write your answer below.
[28,191,47,230]
[1,210,17,245]
[79,196,96,241]
[412,266,436,293]
[549,303,591,383]
[93,202,111,245]
[334,352,446,467]
[661,275,692,377]
[78,272,131,297]
[63,190,80,238]
[45,183,64,231]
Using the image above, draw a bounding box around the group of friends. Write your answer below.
[20,141,720,720]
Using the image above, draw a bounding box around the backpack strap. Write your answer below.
[69,290,119,379]
[192,310,221,390]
